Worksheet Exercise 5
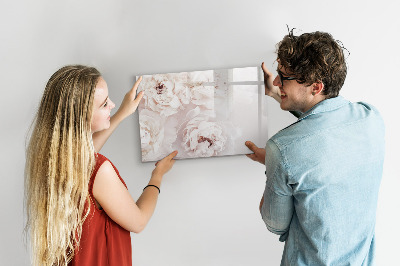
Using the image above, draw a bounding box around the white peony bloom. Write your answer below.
[190,85,214,110]
[174,82,191,105]
[139,109,177,161]
[178,107,228,158]
[168,72,192,105]
[139,74,191,117]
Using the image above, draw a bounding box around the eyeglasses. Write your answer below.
[277,70,297,86]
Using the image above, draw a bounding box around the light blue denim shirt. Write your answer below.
[261,96,385,266]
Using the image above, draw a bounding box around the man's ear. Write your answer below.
[312,82,324,96]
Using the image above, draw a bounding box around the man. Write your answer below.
[246,31,385,265]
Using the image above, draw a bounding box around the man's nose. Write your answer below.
[273,75,281,87]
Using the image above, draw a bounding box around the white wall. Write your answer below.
[1,0,399,265]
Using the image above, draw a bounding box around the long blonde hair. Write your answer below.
[25,65,101,265]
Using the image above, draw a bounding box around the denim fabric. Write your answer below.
[260,96,385,266]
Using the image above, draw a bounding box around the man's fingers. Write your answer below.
[261,62,266,73]
[261,62,273,77]
[245,141,258,152]
[246,153,257,161]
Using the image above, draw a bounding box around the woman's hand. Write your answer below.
[262,62,281,103]
[115,76,144,120]
[92,77,145,152]
[152,151,178,178]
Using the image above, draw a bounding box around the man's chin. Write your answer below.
[279,103,290,111]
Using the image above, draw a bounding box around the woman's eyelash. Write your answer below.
[103,101,108,107]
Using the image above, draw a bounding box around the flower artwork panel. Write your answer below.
[137,66,268,162]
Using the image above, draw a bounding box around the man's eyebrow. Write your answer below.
[277,68,292,77]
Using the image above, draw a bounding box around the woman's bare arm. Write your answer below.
[93,151,178,233]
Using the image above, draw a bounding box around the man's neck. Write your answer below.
[301,95,327,113]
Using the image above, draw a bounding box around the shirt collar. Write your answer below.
[298,95,350,121]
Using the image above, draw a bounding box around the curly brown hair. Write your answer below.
[277,30,348,98]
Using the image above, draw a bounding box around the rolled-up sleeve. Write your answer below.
[260,139,294,241]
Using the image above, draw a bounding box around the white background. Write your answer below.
[1,0,399,265]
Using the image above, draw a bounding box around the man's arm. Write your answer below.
[245,140,294,239]
[260,185,293,239]
[260,140,294,240]
[262,62,282,102]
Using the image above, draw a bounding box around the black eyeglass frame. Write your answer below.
[277,70,297,86]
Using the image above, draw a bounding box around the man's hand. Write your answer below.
[262,62,281,103]
[245,141,266,165]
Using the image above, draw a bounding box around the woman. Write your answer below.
[25,65,177,265]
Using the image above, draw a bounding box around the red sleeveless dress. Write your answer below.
[69,153,132,266]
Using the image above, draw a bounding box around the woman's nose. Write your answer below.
[109,100,115,109]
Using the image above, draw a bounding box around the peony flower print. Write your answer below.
[182,117,226,157]
[190,85,214,110]
[139,74,187,117]
[137,66,267,162]
[139,109,178,161]
[176,107,238,158]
